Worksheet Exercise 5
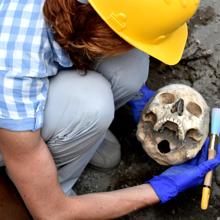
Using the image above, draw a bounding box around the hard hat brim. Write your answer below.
[142,24,188,65]
[89,0,188,66]
[120,23,188,66]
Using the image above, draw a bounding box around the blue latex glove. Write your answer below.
[148,139,220,203]
[128,85,155,123]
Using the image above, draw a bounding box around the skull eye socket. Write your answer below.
[143,112,157,125]
[159,93,175,104]
[186,102,202,117]
[186,129,203,142]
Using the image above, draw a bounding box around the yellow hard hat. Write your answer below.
[89,0,200,65]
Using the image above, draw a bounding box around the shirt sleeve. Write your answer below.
[0,72,49,132]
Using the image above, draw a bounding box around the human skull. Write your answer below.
[137,84,210,165]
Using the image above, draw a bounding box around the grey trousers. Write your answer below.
[0,49,149,195]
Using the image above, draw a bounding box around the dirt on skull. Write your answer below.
[137,84,210,165]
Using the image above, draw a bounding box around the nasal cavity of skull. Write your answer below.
[158,140,171,154]
[171,98,184,116]
[186,129,202,142]
[186,102,202,117]
[159,93,175,105]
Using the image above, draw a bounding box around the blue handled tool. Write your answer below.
[201,108,220,210]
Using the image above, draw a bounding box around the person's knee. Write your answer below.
[77,71,115,133]
[96,49,150,96]
[84,77,115,133]
[42,70,115,142]
[119,49,150,94]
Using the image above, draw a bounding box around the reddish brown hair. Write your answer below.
[43,0,132,70]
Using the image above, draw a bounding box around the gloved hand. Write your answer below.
[148,139,220,203]
[128,85,155,123]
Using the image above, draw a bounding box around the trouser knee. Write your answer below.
[41,70,115,166]
[95,49,150,108]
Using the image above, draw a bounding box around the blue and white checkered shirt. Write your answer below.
[0,0,73,131]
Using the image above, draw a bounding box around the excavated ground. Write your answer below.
[75,1,220,219]
[0,1,219,220]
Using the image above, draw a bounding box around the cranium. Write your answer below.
[137,84,210,165]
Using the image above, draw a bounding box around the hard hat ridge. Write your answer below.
[89,0,200,65]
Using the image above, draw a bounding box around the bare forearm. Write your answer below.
[67,184,159,220]
[0,130,159,220]
[0,130,67,219]
[1,137,66,219]
[14,146,158,219]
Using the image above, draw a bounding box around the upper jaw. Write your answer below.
[153,115,185,141]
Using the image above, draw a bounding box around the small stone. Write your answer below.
[171,209,176,215]
[216,166,220,186]
[212,182,220,198]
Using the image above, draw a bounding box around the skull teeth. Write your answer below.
[154,117,185,141]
